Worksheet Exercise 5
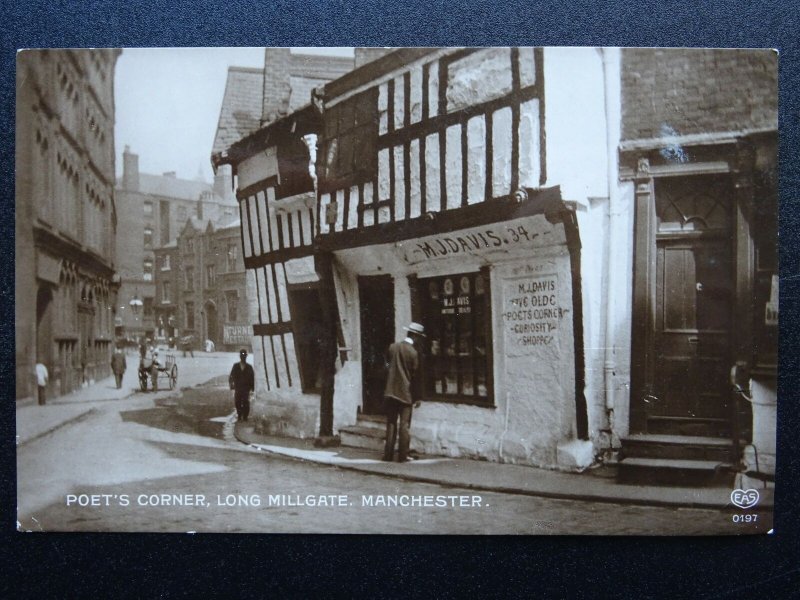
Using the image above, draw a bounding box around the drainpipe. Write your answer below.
[601,48,621,434]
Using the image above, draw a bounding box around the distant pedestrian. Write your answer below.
[229,349,254,422]
[181,335,195,358]
[35,361,48,406]
[111,347,127,389]
[150,348,160,392]
[383,322,425,463]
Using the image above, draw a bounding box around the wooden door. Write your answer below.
[359,275,394,415]
[645,175,734,436]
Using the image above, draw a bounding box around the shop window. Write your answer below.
[417,271,492,405]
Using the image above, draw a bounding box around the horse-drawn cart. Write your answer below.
[139,353,178,391]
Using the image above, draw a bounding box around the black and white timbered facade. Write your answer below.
[220,47,777,478]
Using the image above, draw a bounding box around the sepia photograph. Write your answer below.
[15,46,778,534]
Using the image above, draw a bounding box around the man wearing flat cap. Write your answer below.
[383,322,425,462]
[229,349,255,422]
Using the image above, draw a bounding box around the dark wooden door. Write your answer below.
[646,175,734,436]
[359,275,394,415]
[652,238,732,435]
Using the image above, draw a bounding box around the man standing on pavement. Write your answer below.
[383,322,425,463]
[229,349,255,422]
[35,360,48,406]
[111,347,127,389]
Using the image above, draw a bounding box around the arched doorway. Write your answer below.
[204,301,219,347]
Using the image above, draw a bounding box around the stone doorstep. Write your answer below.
[339,425,385,452]
[618,456,735,487]
[620,434,738,462]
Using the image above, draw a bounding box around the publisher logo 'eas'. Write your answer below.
[730,489,760,509]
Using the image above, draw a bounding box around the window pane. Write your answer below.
[418,271,490,402]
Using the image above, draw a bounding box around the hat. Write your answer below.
[403,322,426,337]
[240,349,248,357]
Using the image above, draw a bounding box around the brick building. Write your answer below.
[170,218,249,352]
[16,49,121,401]
[115,146,238,342]
[218,48,777,484]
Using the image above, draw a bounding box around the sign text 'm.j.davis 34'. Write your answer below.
[503,274,568,356]
[400,216,558,265]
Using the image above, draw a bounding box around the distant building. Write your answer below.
[165,218,249,352]
[115,146,238,342]
[16,49,121,401]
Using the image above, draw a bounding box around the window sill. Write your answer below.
[422,394,495,409]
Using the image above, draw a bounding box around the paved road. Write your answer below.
[16,376,764,535]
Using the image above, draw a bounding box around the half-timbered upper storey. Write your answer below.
[316,47,548,242]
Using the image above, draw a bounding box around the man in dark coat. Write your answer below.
[229,349,255,422]
[383,322,425,462]
[111,348,127,389]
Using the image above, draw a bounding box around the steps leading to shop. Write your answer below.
[339,414,386,452]
[618,434,737,487]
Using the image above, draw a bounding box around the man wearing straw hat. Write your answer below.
[382,322,425,462]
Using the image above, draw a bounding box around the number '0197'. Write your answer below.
[732,514,758,523]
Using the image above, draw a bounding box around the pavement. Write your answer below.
[232,424,775,510]
[15,351,239,447]
[16,355,774,511]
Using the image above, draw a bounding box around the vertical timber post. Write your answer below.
[314,250,339,443]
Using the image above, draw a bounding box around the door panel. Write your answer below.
[653,239,731,425]
[359,275,395,415]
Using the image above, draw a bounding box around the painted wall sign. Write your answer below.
[223,323,251,345]
[502,274,569,356]
[400,215,563,265]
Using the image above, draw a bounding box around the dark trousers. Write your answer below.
[234,390,250,421]
[114,373,123,389]
[38,385,46,406]
[383,398,413,462]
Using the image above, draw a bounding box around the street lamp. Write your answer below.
[129,294,143,315]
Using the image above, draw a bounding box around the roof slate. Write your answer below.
[212,66,265,159]
[136,173,212,201]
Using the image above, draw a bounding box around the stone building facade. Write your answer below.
[115,146,238,342]
[219,48,777,481]
[170,218,249,352]
[16,49,121,401]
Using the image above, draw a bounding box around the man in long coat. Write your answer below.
[383,322,425,462]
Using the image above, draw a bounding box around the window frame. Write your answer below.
[413,267,494,408]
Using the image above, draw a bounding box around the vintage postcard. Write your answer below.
[15,47,778,534]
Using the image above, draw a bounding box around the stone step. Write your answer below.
[339,425,385,452]
[620,434,737,462]
[354,413,387,430]
[646,416,730,438]
[618,456,735,487]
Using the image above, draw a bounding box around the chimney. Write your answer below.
[122,145,139,191]
[213,164,233,202]
[262,48,292,125]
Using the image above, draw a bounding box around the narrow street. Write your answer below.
[16,353,762,535]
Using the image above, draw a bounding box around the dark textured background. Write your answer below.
[1,1,798,597]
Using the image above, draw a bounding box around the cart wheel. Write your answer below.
[169,364,178,390]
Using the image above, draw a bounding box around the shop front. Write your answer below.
[325,191,593,468]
